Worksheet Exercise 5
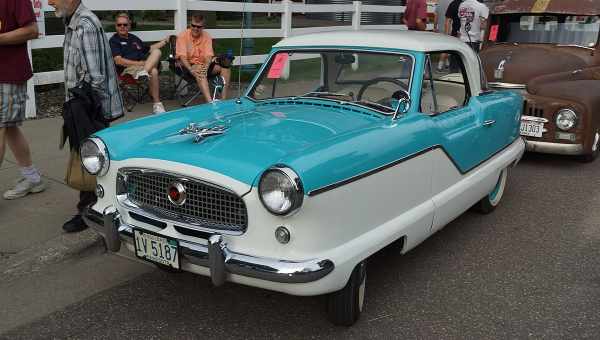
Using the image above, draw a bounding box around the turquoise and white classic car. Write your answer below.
[81,30,525,326]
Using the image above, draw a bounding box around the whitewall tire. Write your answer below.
[475,167,508,214]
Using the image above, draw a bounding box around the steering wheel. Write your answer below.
[356,77,409,102]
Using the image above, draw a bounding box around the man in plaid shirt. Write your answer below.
[49,0,124,232]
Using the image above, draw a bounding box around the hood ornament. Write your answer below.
[179,123,228,143]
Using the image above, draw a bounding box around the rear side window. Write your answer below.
[420,52,470,115]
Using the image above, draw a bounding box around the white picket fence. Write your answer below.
[27,0,435,117]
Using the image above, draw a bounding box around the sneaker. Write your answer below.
[134,70,150,80]
[3,178,46,200]
[62,214,88,233]
[152,102,166,114]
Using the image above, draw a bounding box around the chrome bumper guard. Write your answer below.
[83,206,334,286]
[525,140,584,155]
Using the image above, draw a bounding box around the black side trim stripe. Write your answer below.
[308,137,520,197]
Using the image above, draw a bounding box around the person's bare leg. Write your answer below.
[0,128,6,168]
[144,49,162,73]
[196,77,212,103]
[149,67,160,103]
[5,126,32,167]
[1,125,45,200]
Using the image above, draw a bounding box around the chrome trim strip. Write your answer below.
[521,115,549,123]
[119,167,238,193]
[525,140,584,155]
[555,44,595,50]
[84,207,335,284]
[488,82,526,89]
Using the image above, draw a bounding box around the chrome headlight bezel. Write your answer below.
[555,108,578,131]
[80,137,110,176]
[258,165,304,216]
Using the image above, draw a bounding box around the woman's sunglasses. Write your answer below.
[116,23,129,27]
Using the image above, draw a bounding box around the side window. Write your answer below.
[420,52,470,115]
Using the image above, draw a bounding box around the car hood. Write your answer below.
[95,99,384,188]
[481,44,591,85]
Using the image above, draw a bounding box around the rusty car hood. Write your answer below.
[481,44,595,85]
[491,0,600,16]
[525,66,600,109]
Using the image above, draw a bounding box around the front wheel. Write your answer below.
[475,167,508,214]
[326,261,367,326]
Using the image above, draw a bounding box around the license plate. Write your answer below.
[134,229,180,269]
[520,121,544,137]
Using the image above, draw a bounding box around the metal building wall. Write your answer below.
[305,0,406,25]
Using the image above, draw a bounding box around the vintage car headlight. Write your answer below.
[259,166,304,215]
[80,137,110,176]
[555,109,578,131]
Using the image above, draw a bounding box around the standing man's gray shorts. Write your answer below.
[0,82,27,128]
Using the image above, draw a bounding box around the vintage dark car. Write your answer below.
[481,0,600,161]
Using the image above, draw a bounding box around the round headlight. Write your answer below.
[80,138,110,176]
[259,166,303,216]
[555,109,578,131]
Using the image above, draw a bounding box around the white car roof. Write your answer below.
[275,30,484,95]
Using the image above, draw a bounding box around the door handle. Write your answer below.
[483,119,496,127]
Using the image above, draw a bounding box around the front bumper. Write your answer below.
[524,140,583,155]
[83,206,334,286]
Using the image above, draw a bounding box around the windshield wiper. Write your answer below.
[297,91,354,101]
[353,100,392,112]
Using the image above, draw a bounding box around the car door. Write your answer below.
[419,52,489,232]
[421,52,488,171]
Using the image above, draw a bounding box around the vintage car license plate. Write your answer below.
[134,229,180,269]
[520,121,544,137]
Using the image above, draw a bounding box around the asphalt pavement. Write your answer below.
[1,142,599,338]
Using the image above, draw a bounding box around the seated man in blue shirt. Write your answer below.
[109,13,167,114]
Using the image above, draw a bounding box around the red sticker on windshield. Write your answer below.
[489,24,499,41]
[267,53,289,79]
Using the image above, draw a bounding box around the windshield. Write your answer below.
[494,14,600,46]
[247,49,413,114]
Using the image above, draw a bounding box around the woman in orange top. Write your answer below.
[176,14,231,102]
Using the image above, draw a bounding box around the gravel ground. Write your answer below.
[34,74,178,119]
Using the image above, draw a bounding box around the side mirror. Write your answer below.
[395,98,411,116]
[391,89,411,120]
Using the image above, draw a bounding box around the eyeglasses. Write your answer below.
[116,23,129,27]
[191,24,204,29]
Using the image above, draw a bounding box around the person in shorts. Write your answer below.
[0,0,46,200]
[176,14,231,103]
[437,0,463,72]
[109,12,168,114]
[458,0,489,52]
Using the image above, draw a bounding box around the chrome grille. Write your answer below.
[122,169,247,233]
[523,100,545,118]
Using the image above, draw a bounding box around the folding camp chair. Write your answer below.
[167,35,225,106]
